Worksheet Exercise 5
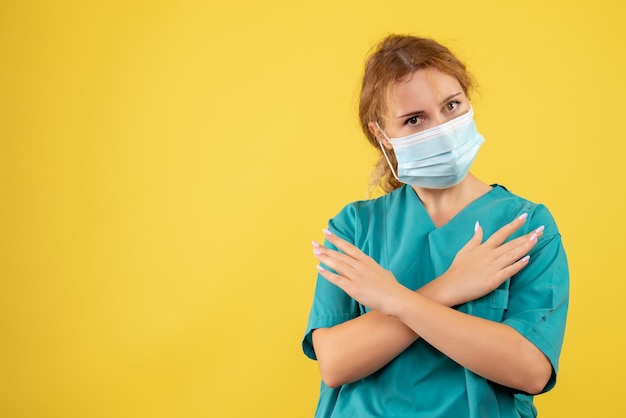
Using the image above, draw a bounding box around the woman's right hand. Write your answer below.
[421,213,545,307]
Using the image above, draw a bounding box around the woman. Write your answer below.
[302,35,569,418]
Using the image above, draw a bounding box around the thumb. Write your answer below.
[473,221,484,244]
[458,221,483,254]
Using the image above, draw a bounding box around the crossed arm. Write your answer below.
[311,215,552,394]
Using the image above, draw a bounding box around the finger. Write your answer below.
[457,221,484,254]
[313,238,374,276]
[313,244,359,277]
[316,265,351,289]
[322,229,370,261]
[484,213,528,248]
[491,228,544,271]
[528,225,545,243]
[313,240,361,269]
[493,254,531,282]
[492,224,545,259]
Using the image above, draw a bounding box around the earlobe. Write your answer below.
[368,121,393,150]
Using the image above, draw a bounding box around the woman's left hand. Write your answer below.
[313,229,410,315]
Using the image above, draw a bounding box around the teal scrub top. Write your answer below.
[303,185,569,418]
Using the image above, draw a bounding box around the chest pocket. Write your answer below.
[460,289,509,322]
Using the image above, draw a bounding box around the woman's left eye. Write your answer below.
[445,100,460,111]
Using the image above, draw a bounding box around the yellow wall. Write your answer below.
[1,0,624,416]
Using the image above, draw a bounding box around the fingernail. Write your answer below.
[535,225,545,234]
[518,213,528,221]
[529,233,538,242]
[316,265,325,272]
[323,228,332,236]
[474,221,480,232]
[521,255,530,263]
[312,240,321,247]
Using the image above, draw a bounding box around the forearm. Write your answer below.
[312,311,416,388]
[311,213,551,392]
[312,282,450,388]
[391,288,552,394]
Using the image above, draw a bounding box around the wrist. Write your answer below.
[385,284,420,317]
[416,274,457,307]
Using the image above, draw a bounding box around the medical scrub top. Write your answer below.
[303,184,569,418]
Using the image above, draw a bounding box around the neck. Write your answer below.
[412,173,491,227]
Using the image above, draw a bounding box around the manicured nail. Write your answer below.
[529,233,538,242]
[474,221,480,232]
[316,265,325,272]
[313,248,322,255]
[323,228,332,236]
[518,213,528,221]
[521,255,530,263]
[535,225,545,234]
[312,240,321,247]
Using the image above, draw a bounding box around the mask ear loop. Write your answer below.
[374,122,400,181]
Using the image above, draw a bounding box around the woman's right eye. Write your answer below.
[405,116,422,126]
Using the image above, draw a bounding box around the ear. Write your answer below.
[367,121,393,150]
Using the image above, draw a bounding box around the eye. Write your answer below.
[405,115,424,126]
[445,100,461,112]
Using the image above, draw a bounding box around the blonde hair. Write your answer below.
[359,35,475,194]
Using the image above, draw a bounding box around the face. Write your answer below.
[370,68,470,149]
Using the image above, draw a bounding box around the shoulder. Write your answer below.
[491,185,561,236]
[330,186,408,227]
[329,186,412,242]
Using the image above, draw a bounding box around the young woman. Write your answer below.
[303,35,569,418]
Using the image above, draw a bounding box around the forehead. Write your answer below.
[390,68,463,114]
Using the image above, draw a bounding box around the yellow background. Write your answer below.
[1,0,625,416]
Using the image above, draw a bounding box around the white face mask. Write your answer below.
[376,107,484,189]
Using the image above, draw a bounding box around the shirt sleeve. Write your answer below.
[302,204,361,360]
[502,204,570,393]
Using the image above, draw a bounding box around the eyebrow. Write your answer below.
[396,92,463,119]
